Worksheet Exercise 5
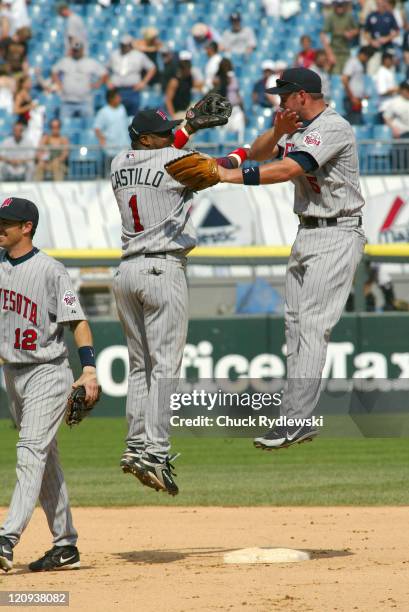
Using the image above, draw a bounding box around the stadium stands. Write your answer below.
[0,0,407,179]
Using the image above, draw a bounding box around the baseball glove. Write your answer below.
[65,385,102,427]
[165,151,220,191]
[185,93,232,131]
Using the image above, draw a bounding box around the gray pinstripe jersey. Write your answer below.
[110,147,197,257]
[0,248,85,364]
[280,106,365,217]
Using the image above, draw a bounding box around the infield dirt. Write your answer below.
[1,506,408,611]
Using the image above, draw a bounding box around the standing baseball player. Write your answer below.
[111,103,247,495]
[217,67,366,449]
[0,197,100,573]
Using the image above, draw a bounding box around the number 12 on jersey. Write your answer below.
[14,328,37,351]
[129,195,144,232]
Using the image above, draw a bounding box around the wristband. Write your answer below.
[173,127,190,149]
[78,346,96,368]
[227,147,249,167]
[242,166,260,185]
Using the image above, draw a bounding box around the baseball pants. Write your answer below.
[0,358,77,548]
[281,219,366,420]
[113,254,188,460]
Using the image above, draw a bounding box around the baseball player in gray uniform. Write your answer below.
[112,108,247,495]
[0,197,99,573]
[217,67,366,450]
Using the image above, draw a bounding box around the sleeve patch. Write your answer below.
[303,130,322,147]
[63,290,77,306]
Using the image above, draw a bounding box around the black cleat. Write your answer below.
[0,536,13,572]
[29,545,80,572]
[139,453,180,496]
[120,447,158,490]
[254,425,318,450]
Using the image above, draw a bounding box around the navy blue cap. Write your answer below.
[0,197,39,228]
[266,67,322,95]
[128,108,182,139]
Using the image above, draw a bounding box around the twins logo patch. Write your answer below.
[303,130,322,147]
[1,197,13,208]
[63,290,76,306]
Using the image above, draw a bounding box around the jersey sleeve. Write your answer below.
[291,122,349,168]
[49,265,86,324]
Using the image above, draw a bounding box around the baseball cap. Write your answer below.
[179,50,192,61]
[0,197,39,229]
[230,12,241,21]
[266,67,322,94]
[192,22,208,38]
[128,109,182,139]
[262,60,276,72]
[120,34,133,45]
[275,60,288,71]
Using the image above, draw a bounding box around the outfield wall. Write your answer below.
[1,177,409,249]
[1,313,409,418]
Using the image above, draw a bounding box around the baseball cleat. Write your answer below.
[254,425,318,450]
[120,446,142,470]
[139,453,180,496]
[120,447,158,491]
[28,545,80,572]
[0,536,13,572]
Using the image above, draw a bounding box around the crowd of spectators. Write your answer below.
[3,0,409,181]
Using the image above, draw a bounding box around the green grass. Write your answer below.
[1,418,408,506]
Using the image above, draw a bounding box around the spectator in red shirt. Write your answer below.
[296,35,317,68]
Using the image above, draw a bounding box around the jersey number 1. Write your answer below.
[129,195,144,232]
[14,328,37,351]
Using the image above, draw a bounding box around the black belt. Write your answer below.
[298,215,362,228]
[144,253,168,259]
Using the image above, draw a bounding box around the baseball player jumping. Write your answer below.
[0,198,100,573]
[217,67,366,450]
[111,101,247,495]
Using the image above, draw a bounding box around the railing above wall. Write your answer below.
[1,139,409,180]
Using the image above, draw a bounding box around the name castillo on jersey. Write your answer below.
[0,287,37,325]
[111,163,164,191]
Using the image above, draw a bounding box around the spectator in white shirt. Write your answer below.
[107,34,156,116]
[342,45,374,124]
[57,2,88,56]
[204,41,222,92]
[9,0,30,34]
[220,12,256,56]
[383,80,409,136]
[374,50,399,117]
[52,41,107,121]
[0,121,34,181]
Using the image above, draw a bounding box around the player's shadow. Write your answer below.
[115,547,353,565]
[115,547,235,564]
[307,549,354,560]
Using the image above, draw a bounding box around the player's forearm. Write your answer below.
[218,158,304,185]
[248,127,281,161]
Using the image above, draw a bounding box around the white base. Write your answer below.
[223,547,311,564]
